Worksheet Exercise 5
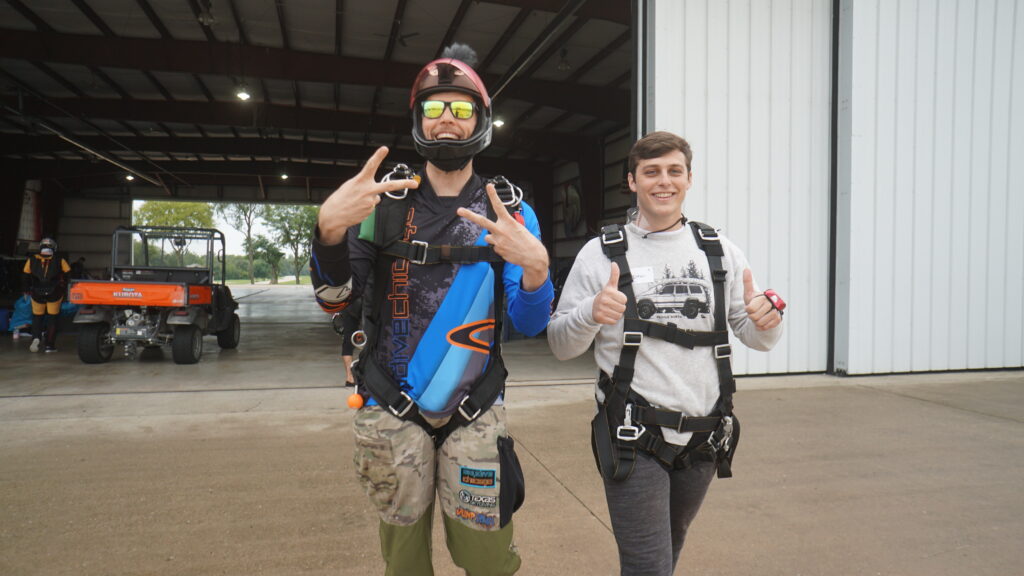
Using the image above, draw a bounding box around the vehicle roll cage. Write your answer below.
[111,225,228,284]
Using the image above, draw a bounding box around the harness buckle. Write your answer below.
[383,163,414,200]
[616,404,646,441]
[410,240,429,265]
[490,175,523,208]
[676,413,689,434]
[457,396,482,421]
[622,331,643,347]
[601,228,625,245]
[706,415,734,453]
[714,343,732,359]
[388,391,415,418]
[720,415,734,452]
[697,226,720,242]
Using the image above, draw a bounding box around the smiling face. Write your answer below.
[628,150,693,231]
[420,90,478,142]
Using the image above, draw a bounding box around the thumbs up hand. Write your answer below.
[743,269,783,331]
[592,262,627,325]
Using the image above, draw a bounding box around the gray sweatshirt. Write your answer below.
[548,222,783,445]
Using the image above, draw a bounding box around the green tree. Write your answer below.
[215,203,264,284]
[264,204,318,284]
[133,201,214,265]
[252,235,285,285]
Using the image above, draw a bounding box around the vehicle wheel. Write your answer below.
[682,301,700,319]
[78,322,114,364]
[172,324,203,364]
[637,300,656,319]
[217,313,240,349]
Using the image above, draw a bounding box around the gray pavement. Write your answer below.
[1,285,1022,575]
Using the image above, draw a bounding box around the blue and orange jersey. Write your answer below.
[310,171,553,418]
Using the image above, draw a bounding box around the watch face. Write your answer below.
[564,183,581,237]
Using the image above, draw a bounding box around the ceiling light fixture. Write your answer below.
[280,173,289,180]
[493,119,505,128]
[125,174,135,181]
[235,82,251,101]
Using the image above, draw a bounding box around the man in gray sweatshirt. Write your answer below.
[548,131,784,576]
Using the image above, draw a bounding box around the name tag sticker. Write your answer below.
[631,266,654,284]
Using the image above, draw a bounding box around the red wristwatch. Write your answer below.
[763,289,786,315]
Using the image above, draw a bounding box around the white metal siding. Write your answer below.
[836,0,1024,373]
[59,198,131,278]
[643,0,833,374]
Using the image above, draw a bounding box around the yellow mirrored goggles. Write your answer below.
[420,100,475,120]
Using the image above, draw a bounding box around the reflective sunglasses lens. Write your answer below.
[421,101,445,119]
[450,101,474,119]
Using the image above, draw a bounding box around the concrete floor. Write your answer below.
[1,285,1022,575]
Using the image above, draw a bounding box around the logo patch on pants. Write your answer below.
[459,489,497,508]
[455,506,496,527]
[460,466,496,488]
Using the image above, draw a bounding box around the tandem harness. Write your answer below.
[353,165,525,448]
[591,221,740,481]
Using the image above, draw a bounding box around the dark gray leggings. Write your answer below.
[603,452,716,576]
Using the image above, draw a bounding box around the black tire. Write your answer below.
[172,324,203,364]
[78,322,114,364]
[682,301,700,319]
[637,300,656,319]
[217,313,240,349]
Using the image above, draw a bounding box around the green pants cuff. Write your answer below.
[442,514,521,576]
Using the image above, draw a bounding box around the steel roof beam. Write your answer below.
[0,30,626,121]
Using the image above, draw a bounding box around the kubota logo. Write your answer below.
[112,287,143,299]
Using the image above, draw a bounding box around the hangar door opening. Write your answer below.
[1,1,636,329]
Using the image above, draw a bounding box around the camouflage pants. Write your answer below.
[353,405,523,576]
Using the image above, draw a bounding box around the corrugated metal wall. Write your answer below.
[59,198,132,279]
[643,0,833,374]
[836,0,1024,373]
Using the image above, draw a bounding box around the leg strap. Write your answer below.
[360,354,507,448]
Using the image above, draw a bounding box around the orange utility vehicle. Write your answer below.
[69,226,240,364]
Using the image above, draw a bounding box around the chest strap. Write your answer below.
[379,241,503,265]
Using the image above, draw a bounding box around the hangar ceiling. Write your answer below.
[0,0,632,203]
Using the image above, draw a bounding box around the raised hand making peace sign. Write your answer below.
[317,147,420,245]
[456,183,550,291]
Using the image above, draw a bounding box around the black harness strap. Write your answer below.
[359,341,508,447]
[354,173,521,448]
[690,222,737,407]
[379,241,503,265]
[596,221,739,479]
[623,318,728,349]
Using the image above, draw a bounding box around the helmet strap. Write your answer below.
[431,155,473,172]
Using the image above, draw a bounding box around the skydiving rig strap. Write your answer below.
[591,221,739,481]
[374,169,524,265]
[353,171,523,448]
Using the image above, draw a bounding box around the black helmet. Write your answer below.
[410,44,492,171]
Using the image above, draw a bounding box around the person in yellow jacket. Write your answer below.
[22,238,71,353]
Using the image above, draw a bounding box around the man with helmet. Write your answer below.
[22,237,71,353]
[310,44,552,575]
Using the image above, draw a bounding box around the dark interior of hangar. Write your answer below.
[1,0,637,303]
